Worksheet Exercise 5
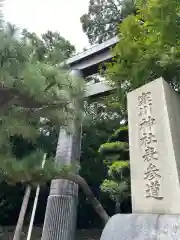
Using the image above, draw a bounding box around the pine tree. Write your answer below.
[0,21,84,151]
[0,14,109,239]
[0,3,84,237]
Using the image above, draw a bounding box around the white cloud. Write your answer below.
[3,0,90,52]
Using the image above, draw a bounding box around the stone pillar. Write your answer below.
[127,77,180,214]
[41,70,83,240]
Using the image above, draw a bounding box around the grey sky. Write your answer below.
[3,0,90,52]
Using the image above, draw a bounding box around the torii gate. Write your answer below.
[41,36,119,240]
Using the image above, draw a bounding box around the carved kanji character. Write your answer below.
[143,146,158,162]
[138,92,152,106]
[140,132,157,147]
[139,105,152,120]
[140,116,155,134]
[144,163,161,180]
[145,180,163,200]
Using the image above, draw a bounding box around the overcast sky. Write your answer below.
[3,0,90,52]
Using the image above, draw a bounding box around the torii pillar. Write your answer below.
[41,69,83,240]
[41,36,118,240]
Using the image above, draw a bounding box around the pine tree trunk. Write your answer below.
[13,185,31,240]
[57,173,110,224]
[74,174,109,224]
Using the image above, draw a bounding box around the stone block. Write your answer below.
[100,214,180,240]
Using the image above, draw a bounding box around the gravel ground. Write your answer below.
[0,226,101,240]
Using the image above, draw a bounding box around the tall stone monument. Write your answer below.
[128,77,180,214]
[101,78,180,239]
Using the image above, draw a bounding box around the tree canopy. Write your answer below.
[22,29,75,64]
[106,0,180,111]
[80,0,136,44]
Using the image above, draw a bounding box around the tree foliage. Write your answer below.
[78,98,122,228]
[80,0,136,44]
[22,29,75,64]
[99,126,131,213]
[0,23,84,153]
[106,0,180,110]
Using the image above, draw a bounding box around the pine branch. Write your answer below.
[63,173,109,224]
[0,85,69,110]
[0,155,109,225]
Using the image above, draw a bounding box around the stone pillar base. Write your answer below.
[41,179,78,240]
[100,214,180,240]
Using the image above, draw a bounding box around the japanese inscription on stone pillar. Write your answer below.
[138,92,163,200]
